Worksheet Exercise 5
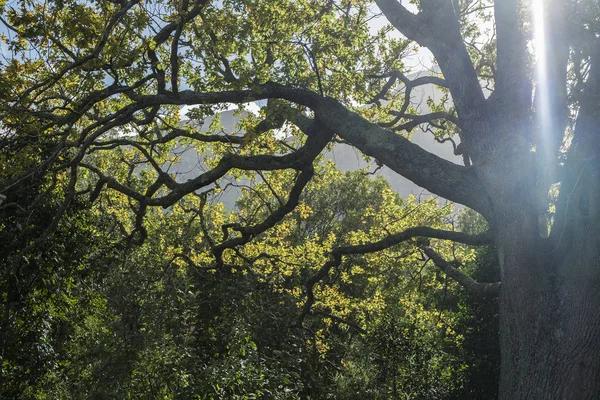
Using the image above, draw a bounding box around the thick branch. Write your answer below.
[493,0,532,112]
[373,0,429,45]
[315,97,489,214]
[129,82,490,213]
[422,245,500,297]
[213,164,316,265]
[376,0,485,123]
[298,226,493,325]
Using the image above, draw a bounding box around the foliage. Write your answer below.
[6,0,597,397]
[1,161,493,398]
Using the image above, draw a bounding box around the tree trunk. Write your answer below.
[491,115,600,399]
[497,229,600,399]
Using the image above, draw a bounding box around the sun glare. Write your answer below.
[532,0,546,63]
[532,0,549,139]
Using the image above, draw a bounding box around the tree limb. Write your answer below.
[375,0,485,123]
[212,164,316,265]
[128,82,491,214]
[298,226,493,325]
[81,118,331,208]
[492,0,532,113]
[382,111,459,132]
[422,245,500,297]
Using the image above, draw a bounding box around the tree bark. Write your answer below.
[486,93,600,398]
[496,228,600,399]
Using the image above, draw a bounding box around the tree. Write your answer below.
[1,162,478,398]
[0,0,598,397]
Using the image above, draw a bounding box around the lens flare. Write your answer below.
[532,0,549,140]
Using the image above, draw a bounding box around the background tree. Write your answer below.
[2,162,491,398]
[1,0,598,398]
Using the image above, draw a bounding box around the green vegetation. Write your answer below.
[1,162,499,398]
[2,0,600,398]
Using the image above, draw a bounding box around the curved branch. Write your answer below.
[146,127,245,145]
[213,164,316,265]
[298,226,493,325]
[338,227,492,255]
[368,69,448,106]
[81,120,330,208]
[422,245,500,297]
[128,82,491,214]
[376,0,485,123]
[382,111,459,132]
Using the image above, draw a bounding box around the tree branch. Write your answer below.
[492,0,532,113]
[81,118,331,208]
[376,0,485,123]
[337,226,492,256]
[382,111,459,132]
[370,70,450,127]
[212,164,316,265]
[422,245,500,297]
[128,82,491,214]
[298,226,493,325]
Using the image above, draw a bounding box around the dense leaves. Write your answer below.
[11,0,600,397]
[1,160,497,398]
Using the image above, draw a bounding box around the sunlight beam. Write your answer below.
[532,0,553,237]
[532,0,549,144]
